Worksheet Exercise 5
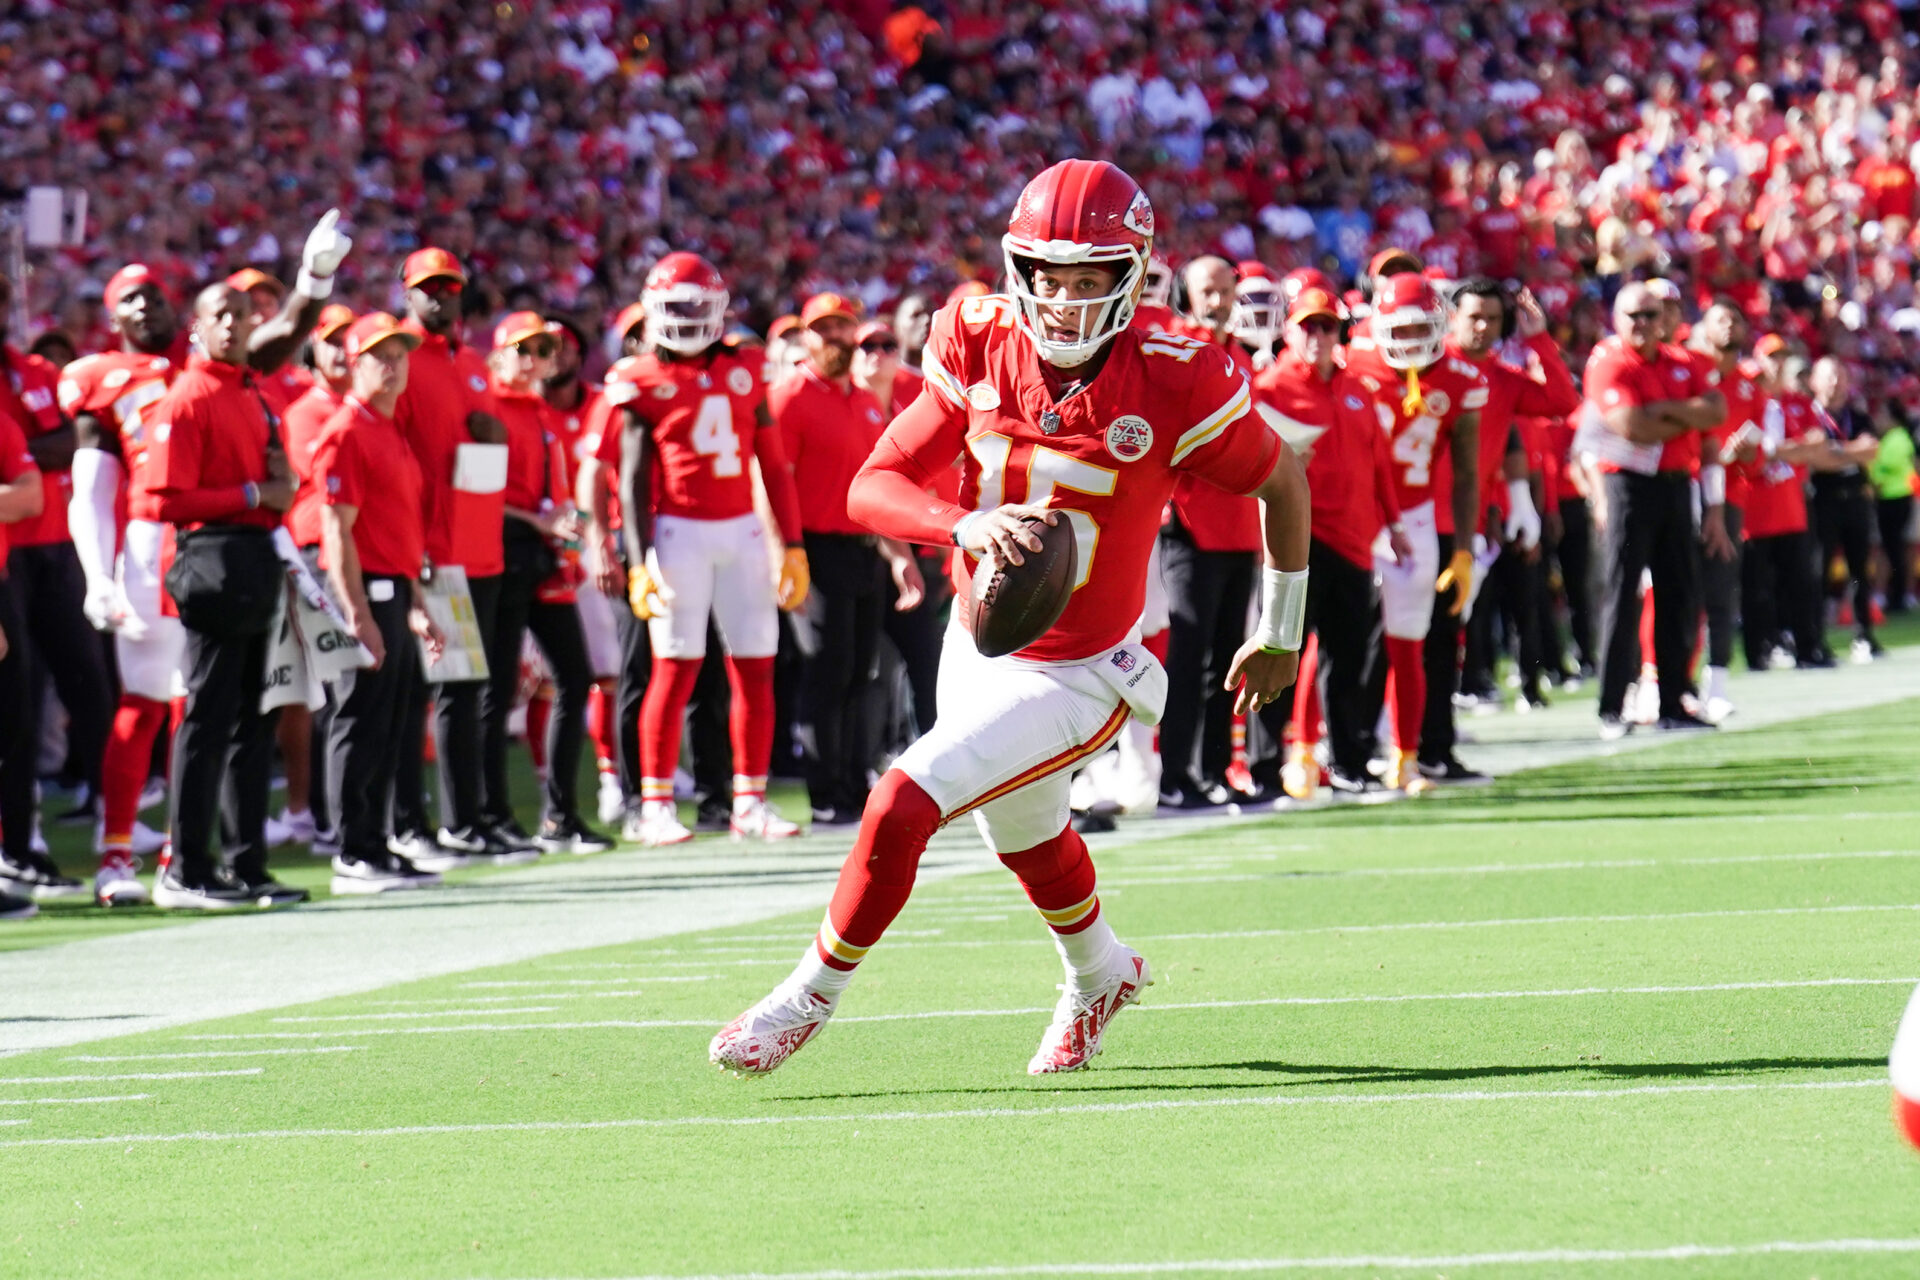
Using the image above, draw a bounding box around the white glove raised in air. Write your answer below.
[297,208,353,298]
[1504,477,1542,551]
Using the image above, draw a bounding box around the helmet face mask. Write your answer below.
[1228,277,1284,352]
[1001,159,1153,367]
[1141,254,1173,308]
[1374,276,1449,370]
[642,253,729,355]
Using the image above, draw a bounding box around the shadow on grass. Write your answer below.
[767,1054,1887,1103]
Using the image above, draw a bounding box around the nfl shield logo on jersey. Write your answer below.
[1111,649,1136,673]
[1105,414,1152,462]
[1423,389,1450,417]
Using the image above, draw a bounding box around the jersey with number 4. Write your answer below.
[593,348,768,522]
[896,294,1279,662]
[1343,344,1489,511]
[58,350,178,523]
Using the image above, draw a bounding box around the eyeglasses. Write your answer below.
[1623,309,1661,322]
[515,340,557,358]
[1298,317,1339,334]
[859,341,898,354]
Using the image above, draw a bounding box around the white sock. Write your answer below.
[1705,665,1729,701]
[787,942,856,1000]
[1053,913,1121,993]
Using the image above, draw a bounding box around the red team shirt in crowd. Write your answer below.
[770,364,888,537]
[1253,349,1399,570]
[1583,336,1708,474]
[0,411,37,563]
[864,294,1279,663]
[1690,352,1769,510]
[1162,318,1262,552]
[1,347,69,547]
[1744,387,1816,539]
[314,398,427,578]
[1344,342,1491,513]
[58,350,177,523]
[394,326,503,576]
[493,379,556,512]
[141,356,283,532]
[1447,335,1580,533]
[281,381,345,548]
[594,348,805,542]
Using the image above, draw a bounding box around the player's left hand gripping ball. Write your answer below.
[778,547,810,612]
[1436,547,1476,617]
[1892,981,1920,1149]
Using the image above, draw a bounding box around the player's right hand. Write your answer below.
[961,502,1056,568]
[256,477,297,513]
[82,578,123,632]
[628,563,663,620]
[353,612,387,670]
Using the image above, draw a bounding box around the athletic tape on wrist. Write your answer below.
[1701,463,1726,507]
[951,512,982,548]
[1255,566,1309,652]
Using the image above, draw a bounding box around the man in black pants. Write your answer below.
[1809,357,1884,662]
[1586,283,1727,739]
[1552,483,1598,678]
[0,410,54,906]
[0,272,112,828]
[317,313,444,893]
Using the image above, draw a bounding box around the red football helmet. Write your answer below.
[641,252,729,355]
[1373,273,1449,371]
[1141,253,1174,309]
[1281,267,1338,307]
[1002,159,1153,366]
[1228,262,1284,353]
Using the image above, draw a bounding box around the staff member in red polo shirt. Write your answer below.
[1,268,114,849]
[275,302,355,850]
[1253,287,1404,795]
[1585,281,1727,738]
[391,247,518,865]
[143,284,308,910]
[317,314,445,894]
[770,292,923,825]
[0,407,45,905]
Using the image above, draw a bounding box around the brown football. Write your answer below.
[966,515,1077,658]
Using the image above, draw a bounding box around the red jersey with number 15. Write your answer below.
[1344,342,1489,511]
[868,294,1279,662]
[58,351,178,522]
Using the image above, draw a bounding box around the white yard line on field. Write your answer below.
[0,1094,151,1107]
[460,976,720,988]
[269,1008,558,1023]
[0,1068,262,1083]
[0,1079,1886,1149]
[64,1047,365,1063]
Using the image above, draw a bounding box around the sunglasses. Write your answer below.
[416,277,464,295]
[1298,317,1339,334]
[514,339,557,358]
[859,340,899,354]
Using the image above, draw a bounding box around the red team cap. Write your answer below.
[1367,247,1423,281]
[1753,333,1787,357]
[801,292,860,327]
[344,312,423,360]
[401,247,466,287]
[613,301,649,341]
[313,303,356,342]
[854,320,896,346]
[104,264,166,310]
[1287,287,1342,326]
[227,267,283,296]
[492,310,550,349]
[768,314,802,341]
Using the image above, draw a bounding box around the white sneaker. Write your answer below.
[274,808,316,844]
[596,771,626,826]
[730,796,801,842]
[264,813,296,848]
[1628,678,1660,726]
[1852,637,1877,665]
[631,800,693,847]
[330,854,442,895]
[29,818,48,858]
[1703,696,1735,725]
[709,981,838,1076]
[1028,945,1153,1075]
[94,852,149,908]
[138,777,167,812]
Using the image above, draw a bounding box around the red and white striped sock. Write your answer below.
[1001,826,1117,991]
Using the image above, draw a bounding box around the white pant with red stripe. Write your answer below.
[892,621,1138,853]
[1372,499,1440,641]
[647,512,778,659]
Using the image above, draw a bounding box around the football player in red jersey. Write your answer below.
[710,160,1310,1078]
[1227,262,1285,371]
[593,253,810,846]
[1345,272,1486,792]
[64,217,344,905]
[1133,252,1176,331]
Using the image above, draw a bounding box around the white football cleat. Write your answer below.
[1028,945,1152,1075]
[632,800,693,847]
[709,981,837,1076]
[730,796,801,842]
[596,771,626,826]
[94,852,150,908]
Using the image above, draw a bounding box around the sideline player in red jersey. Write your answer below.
[710,159,1310,1077]
[63,212,346,905]
[594,253,810,846]
[1134,252,1175,331]
[1344,272,1485,792]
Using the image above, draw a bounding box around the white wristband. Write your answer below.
[1254,566,1309,652]
[1701,463,1726,507]
[295,268,333,299]
[951,512,982,548]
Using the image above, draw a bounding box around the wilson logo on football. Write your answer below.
[1105,414,1152,461]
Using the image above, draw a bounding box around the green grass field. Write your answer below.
[5,683,1920,1278]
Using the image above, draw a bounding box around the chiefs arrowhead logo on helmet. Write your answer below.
[1124,190,1154,237]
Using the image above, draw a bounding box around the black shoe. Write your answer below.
[1797,652,1839,670]
[1655,712,1716,732]
[0,889,35,920]
[1071,810,1118,834]
[0,853,89,902]
[694,802,733,832]
[1598,714,1631,741]
[1417,755,1488,784]
[485,820,539,852]
[535,818,614,855]
[330,852,443,895]
[810,807,859,827]
[219,867,309,907]
[1158,780,1230,810]
[151,869,257,911]
[1324,764,1377,795]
